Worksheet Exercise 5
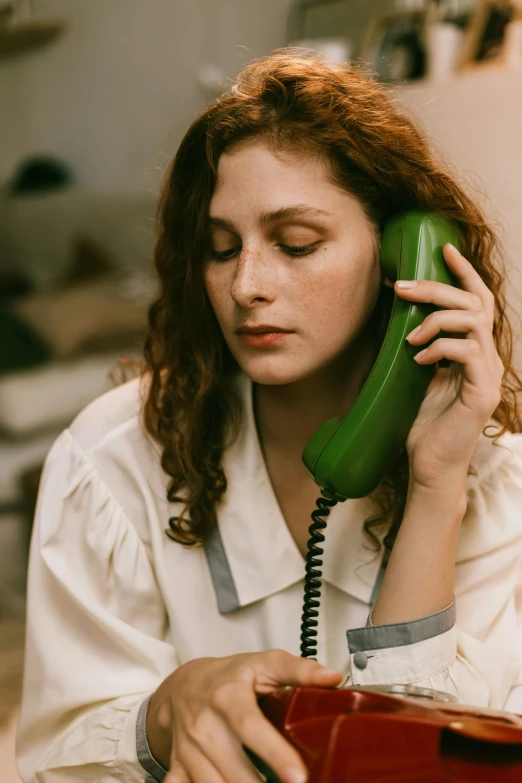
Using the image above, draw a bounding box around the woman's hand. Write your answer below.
[146,650,342,783]
[395,242,504,495]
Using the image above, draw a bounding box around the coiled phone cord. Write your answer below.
[300,492,338,659]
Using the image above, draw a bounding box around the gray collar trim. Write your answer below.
[204,522,240,614]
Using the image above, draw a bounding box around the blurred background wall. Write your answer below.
[0,0,297,190]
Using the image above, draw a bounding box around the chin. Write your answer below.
[235,354,318,387]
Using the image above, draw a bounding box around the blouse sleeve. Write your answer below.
[16,430,178,783]
[504,556,522,712]
[343,433,522,709]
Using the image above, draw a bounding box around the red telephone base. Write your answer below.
[251,686,522,783]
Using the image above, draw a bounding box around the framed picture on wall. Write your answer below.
[359,9,428,83]
[459,0,520,69]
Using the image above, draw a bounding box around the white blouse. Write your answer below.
[16,372,522,782]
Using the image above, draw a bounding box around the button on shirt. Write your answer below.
[16,373,522,782]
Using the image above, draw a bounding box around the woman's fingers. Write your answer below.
[160,651,340,783]
[179,687,280,783]
[188,721,270,783]
[198,651,340,783]
[216,687,308,783]
[395,243,496,329]
[405,308,502,375]
[164,759,192,783]
[253,648,342,692]
[412,337,501,410]
[442,243,496,325]
[177,740,228,783]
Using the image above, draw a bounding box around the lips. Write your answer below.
[236,325,292,335]
[235,325,293,347]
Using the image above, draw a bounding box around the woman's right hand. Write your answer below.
[146,649,343,783]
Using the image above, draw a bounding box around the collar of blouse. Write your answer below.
[201,373,384,614]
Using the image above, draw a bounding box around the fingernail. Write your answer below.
[406,325,421,342]
[413,348,427,362]
[396,280,416,289]
[286,765,308,783]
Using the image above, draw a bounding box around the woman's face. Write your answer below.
[203,141,383,386]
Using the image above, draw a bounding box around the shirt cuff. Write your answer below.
[345,599,457,686]
[135,694,168,782]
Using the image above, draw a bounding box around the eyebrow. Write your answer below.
[208,204,331,232]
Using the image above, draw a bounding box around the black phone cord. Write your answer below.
[299,492,338,659]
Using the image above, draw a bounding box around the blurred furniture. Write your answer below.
[0,189,156,608]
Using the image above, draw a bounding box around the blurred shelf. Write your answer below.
[0,19,65,62]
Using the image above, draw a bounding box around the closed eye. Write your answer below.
[209,246,241,261]
[281,243,320,257]
[209,243,320,261]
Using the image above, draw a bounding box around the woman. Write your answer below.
[17,51,522,783]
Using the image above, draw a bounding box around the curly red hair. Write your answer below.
[141,50,522,550]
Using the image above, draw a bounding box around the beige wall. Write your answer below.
[0,0,294,190]
[396,67,522,368]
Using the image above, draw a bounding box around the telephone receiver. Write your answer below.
[302,211,461,501]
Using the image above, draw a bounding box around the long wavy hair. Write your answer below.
[142,50,522,552]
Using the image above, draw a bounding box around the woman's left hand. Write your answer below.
[395,242,504,495]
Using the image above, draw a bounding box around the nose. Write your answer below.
[230,246,275,308]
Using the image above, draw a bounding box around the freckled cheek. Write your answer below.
[294,270,361,338]
[204,268,234,323]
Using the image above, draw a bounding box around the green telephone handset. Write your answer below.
[302,210,461,502]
